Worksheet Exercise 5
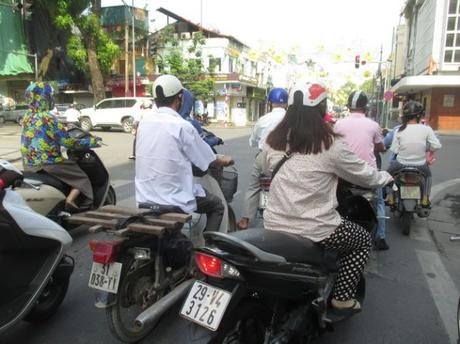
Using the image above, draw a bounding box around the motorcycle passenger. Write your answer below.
[386,100,441,207]
[261,81,393,312]
[20,82,101,212]
[334,91,389,250]
[238,87,288,230]
[135,75,233,231]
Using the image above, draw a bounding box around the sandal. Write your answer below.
[64,202,80,214]
[330,299,362,316]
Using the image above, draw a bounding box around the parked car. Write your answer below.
[79,97,154,133]
[0,104,29,124]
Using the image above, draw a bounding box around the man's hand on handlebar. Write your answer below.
[212,154,234,167]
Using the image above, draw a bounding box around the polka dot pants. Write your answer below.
[320,219,372,301]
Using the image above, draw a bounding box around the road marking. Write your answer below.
[416,249,459,344]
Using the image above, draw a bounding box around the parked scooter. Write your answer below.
[15,127,116,230]
[389,167,429,235]
[0,160,74,333]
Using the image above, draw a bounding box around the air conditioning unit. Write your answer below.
[181,32,191,40]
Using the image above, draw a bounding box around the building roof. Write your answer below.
[390,75,460,93]
[156,7,248,48]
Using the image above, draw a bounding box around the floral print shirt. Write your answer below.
[20,110,98,168]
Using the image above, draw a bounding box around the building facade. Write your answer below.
[391,0,460,130]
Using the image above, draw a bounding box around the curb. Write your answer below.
[430,178,460,201]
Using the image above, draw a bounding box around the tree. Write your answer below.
[55,0,120,102]
[154,28,214,100]
[360,78,376,97]
[333,81,358,106]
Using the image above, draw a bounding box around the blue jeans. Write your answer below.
[376,188,386,239]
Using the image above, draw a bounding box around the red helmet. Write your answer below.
[288,81,328,107]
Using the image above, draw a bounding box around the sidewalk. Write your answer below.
[0,124,21,163]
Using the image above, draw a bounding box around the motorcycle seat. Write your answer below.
[230,229,337,270]
[22,171,70,195]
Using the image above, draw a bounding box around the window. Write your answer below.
[96,100,113,109]
[209,57,222,73]
[445,0,460,63]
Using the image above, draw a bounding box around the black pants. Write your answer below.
[196,189,225,231]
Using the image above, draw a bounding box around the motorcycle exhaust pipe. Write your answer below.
[134,279,194,330]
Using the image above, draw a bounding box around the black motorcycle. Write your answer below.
[177,180,377,343]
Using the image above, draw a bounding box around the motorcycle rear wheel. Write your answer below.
[212,301,271,344]
[401,212,411,236]
[457,298,460,344]
[106,255,160,343]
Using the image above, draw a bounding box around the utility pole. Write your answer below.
[377,45,383,125]
[132,0,136,97]
[200,0,203,27]
[125,23,129,96]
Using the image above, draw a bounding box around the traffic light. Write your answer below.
[355,55,360,69]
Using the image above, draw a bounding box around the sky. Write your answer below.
[102,0,408,86]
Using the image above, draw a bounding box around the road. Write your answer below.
[1,125,460,344]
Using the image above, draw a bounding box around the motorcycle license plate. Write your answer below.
[400,186,421,200]
[180,281,232,331]
[88,262,122,294]
[259,191,268,209]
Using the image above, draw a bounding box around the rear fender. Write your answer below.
[52,255,74,281]
[402,199,417,212]
[94,290,117,308]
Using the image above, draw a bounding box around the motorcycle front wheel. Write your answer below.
[106,255,160,343]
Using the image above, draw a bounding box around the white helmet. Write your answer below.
[288,80,328,107]
[152,75,183,100]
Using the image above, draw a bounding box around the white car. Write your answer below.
[79,97,155,133]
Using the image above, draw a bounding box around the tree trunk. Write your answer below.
[85,35,106,103]
[37,48,53,81]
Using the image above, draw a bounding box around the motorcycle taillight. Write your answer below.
[195,252,242,280]
[0,178,4,190]
[259,177,271,191]
[89,240,122,265]
[399,173,421,185]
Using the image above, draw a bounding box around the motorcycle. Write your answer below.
[257,176,271,217]
[0,160,74,333]
[15,127,116,230]
[389,167,429,235]
[128,180,378,343]
[85,163,238,343]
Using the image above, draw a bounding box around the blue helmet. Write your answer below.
[268,88,288,104]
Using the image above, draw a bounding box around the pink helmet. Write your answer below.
[288,81,328,107]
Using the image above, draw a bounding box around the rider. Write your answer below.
[334,91,389,250]
[20,82,101,212]
[261,81,393,312]
[238,87,288,230]
[386,100,441,207]
[135,74,233,231]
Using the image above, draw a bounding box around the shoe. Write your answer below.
[128,155,136,160]
[385,194,395,206]
[64,202,80,214]
[375,238,389,251]
[421,196,431,208]
[237,217,249,230]
[330,299,362,315]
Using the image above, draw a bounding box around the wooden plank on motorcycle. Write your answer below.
[127,223,165,235]
[85,211,128,220]
[113,228,130,237]
[158,213,192,223]
[66,215,118,228]
[88,225,104,233]
[100,205,147,215]
[144,217,183,229]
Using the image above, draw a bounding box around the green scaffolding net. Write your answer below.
[0,1,33,76]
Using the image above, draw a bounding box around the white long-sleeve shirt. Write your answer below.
[249,108,286,150]
[135,107,216,212]
[390,124,441,165]
[261,139,393,242]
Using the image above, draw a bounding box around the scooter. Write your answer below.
[389,167,429,235]
[15,127,116,230]
[0,160,74,333]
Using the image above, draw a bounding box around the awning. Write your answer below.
[390,75,460,93]
[0,4,33,76]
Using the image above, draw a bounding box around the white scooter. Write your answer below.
[0,160,74,333]
[15,127,116,230]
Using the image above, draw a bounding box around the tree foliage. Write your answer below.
[332,81,358,106]
[154,28,214,100]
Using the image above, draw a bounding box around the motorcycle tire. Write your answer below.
[106,254,160,343]
[211,301,271,344]
[104,186,117,206]
[227,206,237,233]
[401,212,411,236]
[457,298,460,344]
[24,277,70,323]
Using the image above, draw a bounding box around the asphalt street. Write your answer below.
[1,125,460,344]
